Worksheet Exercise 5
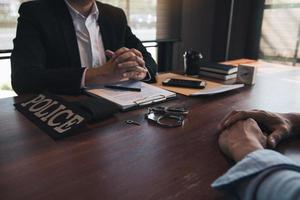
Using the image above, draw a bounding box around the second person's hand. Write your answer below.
[218,110,294,148]
[218,118,267,162]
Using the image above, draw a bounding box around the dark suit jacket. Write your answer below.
[11,0,157,95]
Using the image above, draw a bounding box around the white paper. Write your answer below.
[190,84,244,96]
[87,82,176,110]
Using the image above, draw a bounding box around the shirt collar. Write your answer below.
[64,0,99,20]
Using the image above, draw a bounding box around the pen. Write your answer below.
[104,85,141,92]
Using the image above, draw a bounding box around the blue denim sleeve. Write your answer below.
[211,149,300,200]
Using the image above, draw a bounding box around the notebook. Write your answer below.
[199,61,238,74]
[198,70,237,80]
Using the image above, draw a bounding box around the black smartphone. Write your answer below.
[162,78,206,89]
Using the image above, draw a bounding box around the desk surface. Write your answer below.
[1,61,300,200]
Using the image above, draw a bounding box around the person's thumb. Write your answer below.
[267,129,287,148]
[105,50,115,60]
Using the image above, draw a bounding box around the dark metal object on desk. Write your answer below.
[125,120,141,126]
[183,50,203,75]
[145,106,188,128]
[150,106,189,116]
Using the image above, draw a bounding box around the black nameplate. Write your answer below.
[14,94,90,140]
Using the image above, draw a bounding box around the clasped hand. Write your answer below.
[86,47,148,84]
[218,110,296,162]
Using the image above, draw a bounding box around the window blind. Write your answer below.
[156,0,182,40]
[259,0,300,66]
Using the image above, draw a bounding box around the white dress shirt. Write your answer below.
[64,0,106,69]
[64,0,151,85]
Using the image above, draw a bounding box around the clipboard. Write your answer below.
[85,82,176,111]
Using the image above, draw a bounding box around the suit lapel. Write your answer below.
[54,0,81,69]
[53,0,115,67]
[96,2,114,52]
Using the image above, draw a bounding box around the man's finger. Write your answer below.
[222,110,266,129]
[135,56,145,68]
[267,129,289,148]
[120,65,147,75]
[105,50,115,58]
[127,71,147,80]
[123,71,140,79]
[115,51,137,64]
[126,66,147,73]
[130,48,143,58]
[109,48,144,63]
[123,71,136,79]
[218,110,239,130]
[132,73,146,81]
[118,61,139,70]
[112,47,130,61]
[222,111,251,128]
[135,66,148,73]
[114,47,129,55]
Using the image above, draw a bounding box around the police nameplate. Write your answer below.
[14,94,89,140]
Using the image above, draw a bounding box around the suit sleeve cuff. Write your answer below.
[142,66,152,82]
[211,149,298,189]
[81,67,88,88]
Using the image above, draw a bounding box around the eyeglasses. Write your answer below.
[145,106,189,128]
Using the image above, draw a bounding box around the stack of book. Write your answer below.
[198,61,238,80]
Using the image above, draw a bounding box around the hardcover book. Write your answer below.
[199,70,237,80]
[199,61,238,75]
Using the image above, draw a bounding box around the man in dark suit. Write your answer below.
[11,0,157,95]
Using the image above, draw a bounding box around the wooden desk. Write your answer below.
[1,62,300,200]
